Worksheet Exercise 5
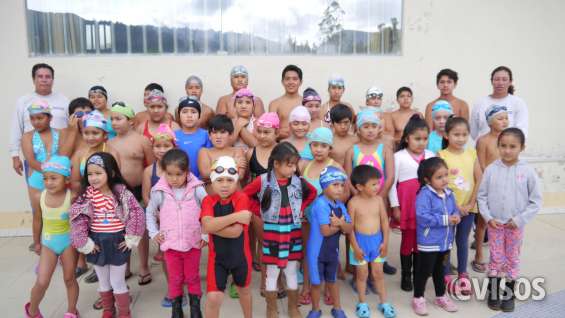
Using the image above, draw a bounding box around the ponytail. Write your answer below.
[398,113,429,151]
[491,66,515,95]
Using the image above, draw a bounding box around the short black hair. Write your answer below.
[396,86,413,98]
[32,63,54,79]
[436,69,459,84]
[351,165,381,187]
[282,64,303,81]
[498,127,525,147]
[330,104,353,123]
[144,82,164,93]
[208,114,234,134]
[161,149,190,172]
[68,97,94,116]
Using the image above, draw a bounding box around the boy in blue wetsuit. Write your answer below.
[307,166,353,318]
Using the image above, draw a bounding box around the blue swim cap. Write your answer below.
[320,166,347,190]
[83,110,108,132]
[431,100,453,118]
[485,104,508,123]
[42,155,71,177]
[356,109,381,128]
[307,127,333,146]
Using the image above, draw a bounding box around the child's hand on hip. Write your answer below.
[488,219,503,229]
[118,241,130,252]
[505,220,518,229]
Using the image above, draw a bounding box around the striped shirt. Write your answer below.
[87,186,125,233]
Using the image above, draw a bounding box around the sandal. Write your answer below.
[471,260,487,273]
[324,292,333,305]
[356,302,371,318]
[74,266,89,278]
[299,291,312,305]
[92,297,103,310]
[378,303,397,318]
[138,273,152,285]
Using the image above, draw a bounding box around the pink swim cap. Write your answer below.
[256,112,280,129]
[233,88,255,102]
[152,123,177,145]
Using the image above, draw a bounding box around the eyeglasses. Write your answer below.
[367,93,383,99]
[213,166,238,175]
[74,111,92,119]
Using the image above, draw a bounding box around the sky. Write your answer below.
[27,0,402,45]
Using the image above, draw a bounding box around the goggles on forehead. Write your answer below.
[212,166,238,175]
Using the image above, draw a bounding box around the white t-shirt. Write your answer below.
[470,94,528,141]
[10,91,69,156]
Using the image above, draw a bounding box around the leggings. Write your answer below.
[94,264,128,294]
[445,213,475,275]
[265,261,299,291]
[414,251,449,298]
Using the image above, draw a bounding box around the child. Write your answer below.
[146,149,207,318]
[244,142,317,318]
[232,88,258,149]
[424,69,470,128]
[24,156,79,318]
[349,165,396,318]
[61,97,95,157]
[175,97,212,179]
[364,86,392,133]
[329,104,358,168]
[184,75,216,128]
[306,167,353,318]
[22,100,61,220]
[197,115,247,191]
[472,105,509,273]
[478,128,541,312]
[70,152,145,318]
[88,85,116,139]
[216,65,265,120]
[109,102,155,285]
[134,83,175,127]
[136,89,180,140]
[389,87,422,146]
[71,110,120,194]
[388,115,435,291]
[244,112,280,276]
[285,106,311,156]
[200,156,253,318]
[321,75,354,127]
[427,100,453,154]
[413,157,460,315]
[269,65,304,139]
[302,87,324,131]
[438,117,482,295]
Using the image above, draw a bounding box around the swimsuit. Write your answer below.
[352,143,385,188]
[40,190,71,255]
[349,231,386,266]
[28,129,59,190]
[79,143,107,176]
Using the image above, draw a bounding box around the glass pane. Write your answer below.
[146,25,159,53]
[114,22,128,53]
[27,10,49,55]
[84,22,95,53]
[176,27,189,53]
[162,27,174,53]
[130,25,143,53]
[66,13,83,54]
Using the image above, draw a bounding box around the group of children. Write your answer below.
[21,64,541,318]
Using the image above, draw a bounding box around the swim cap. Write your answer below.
[328,74,345,88]
[320,166,347,190]
[289,106,311,123]
[28,99,51,116]
[146,89,167,105]
[366,86,384,99]
[178,96,201,116]
[233,88,255,102]
[152,123,177,145]
[111,102,135,119]
[230,65,248,78]
[210,156,239,182]
[302,87,322,105]
[185,75,203,88]
[431,100,453,119]
[83,110,108,132]
[307,127,333,146]
[485,104,508,123]
[256,112,280,129]
[42,155,71,177]
[356,109,381,128]
[88,85,107,98]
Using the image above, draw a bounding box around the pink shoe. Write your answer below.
[444,275,461,295]
[24,302,43,318]
[412,297,428,316]
[434,295,458,312]
[63,312,80,318]
[458,273,472,296]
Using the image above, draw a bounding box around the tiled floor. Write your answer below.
[2,214,564,318]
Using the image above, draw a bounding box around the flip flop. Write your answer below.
[138,273,152,285]
[92,297,103,310]
[324,292,333,305]
[471,260,487,273]
[299,291,312,305]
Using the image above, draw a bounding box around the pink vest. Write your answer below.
[152,174,204,252]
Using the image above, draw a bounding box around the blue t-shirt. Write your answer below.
[427,130,443,154]
[307,195,351,262]
[175,128,212,178]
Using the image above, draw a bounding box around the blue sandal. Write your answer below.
[356,302,371,318]
[378,303,396,318]
[306,310,322,318]
[331,308,348,318]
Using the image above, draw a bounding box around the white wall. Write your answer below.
[1,0,564,212]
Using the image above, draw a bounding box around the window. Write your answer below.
[26,0,402,56]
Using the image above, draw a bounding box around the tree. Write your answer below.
[318,0,345,46]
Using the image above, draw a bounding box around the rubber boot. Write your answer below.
[188,294,202,318]
[287,290,302,318]
[500,280,515,312]
[114,292,131,318]
[265,291,279,318]
[171,296,184,318]
[487,277,501,311]
[400,254,413,291]
[99,291,115,318]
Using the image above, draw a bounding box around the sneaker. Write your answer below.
[161,294,188,308]
[434,295,458,312]
[306,310,322,318]
[331,308,348,318]
[383,262,397,275]
[412,297,428,316]
[355,302,370,318]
